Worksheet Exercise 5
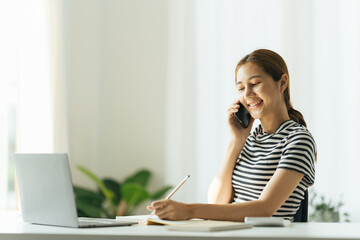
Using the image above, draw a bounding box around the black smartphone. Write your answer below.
[234,102,251,128]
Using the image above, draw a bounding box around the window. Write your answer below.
[0,0,53,210]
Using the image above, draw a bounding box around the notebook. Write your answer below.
[14,153,138,228]
[244,217,291,227]
[116,215,253,232]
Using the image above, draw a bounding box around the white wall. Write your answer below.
[59,0,169,212]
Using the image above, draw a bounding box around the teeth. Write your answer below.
[249,100,262,107]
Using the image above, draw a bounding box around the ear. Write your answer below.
[279,74,289,93]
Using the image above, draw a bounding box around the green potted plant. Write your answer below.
[309,189,350,222]
[73,166,172,218]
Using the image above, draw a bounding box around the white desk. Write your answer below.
[1,211,360,240]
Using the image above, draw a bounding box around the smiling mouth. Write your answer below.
[248,100,263,109]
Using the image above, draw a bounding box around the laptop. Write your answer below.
[14,153,137,228]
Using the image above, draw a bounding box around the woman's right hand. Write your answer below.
[227,99,254,140]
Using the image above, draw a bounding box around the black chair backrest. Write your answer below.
[293,189,308,222]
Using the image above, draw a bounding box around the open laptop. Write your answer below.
[14,153,137,228]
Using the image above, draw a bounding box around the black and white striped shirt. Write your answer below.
[232,120,316,221]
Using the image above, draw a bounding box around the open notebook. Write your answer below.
[116,215,252,232]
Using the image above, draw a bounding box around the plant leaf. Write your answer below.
[73,186,104,207]
[100,178,122,205]
[150,186,173,200]
[121,183,150,210]
[123,169,151,187]
[76,165,115,203]
[75,198,103,218]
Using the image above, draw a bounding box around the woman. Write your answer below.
[147,49,316,222]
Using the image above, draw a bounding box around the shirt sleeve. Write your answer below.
[278,130,316,186]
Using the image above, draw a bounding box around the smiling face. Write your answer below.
[236,62,287,121]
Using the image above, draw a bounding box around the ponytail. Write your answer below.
[288,108,306,128]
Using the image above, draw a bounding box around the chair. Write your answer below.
[293,189,308,222]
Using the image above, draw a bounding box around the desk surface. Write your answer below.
[1,211,360,240]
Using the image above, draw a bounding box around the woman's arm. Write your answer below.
[207,139,245,204]
[208,100,254,204]
[149,168,304,221]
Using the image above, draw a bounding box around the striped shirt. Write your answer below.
[232,120,316,221]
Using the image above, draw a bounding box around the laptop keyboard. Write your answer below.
[78,217,134,227]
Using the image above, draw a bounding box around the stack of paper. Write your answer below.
[116,215,252,232]
[244,217,291,227]
[165,220,252,232]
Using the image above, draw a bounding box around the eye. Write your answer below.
[252,82,260,86]
[238,87,245,92]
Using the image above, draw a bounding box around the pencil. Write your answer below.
[149,175,190,218]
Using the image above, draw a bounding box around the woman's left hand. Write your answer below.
[147,199,193,220]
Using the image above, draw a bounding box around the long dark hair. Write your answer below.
[235,49,306,127]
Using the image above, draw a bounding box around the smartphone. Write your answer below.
[234,102,251,128]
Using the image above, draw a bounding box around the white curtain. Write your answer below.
[165,0,199,203]
[0,0,15,209]
[0,0,55,209]
[166,0,360,221]
[16,0,54,153]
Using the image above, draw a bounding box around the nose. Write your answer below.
[244,85,254,98]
